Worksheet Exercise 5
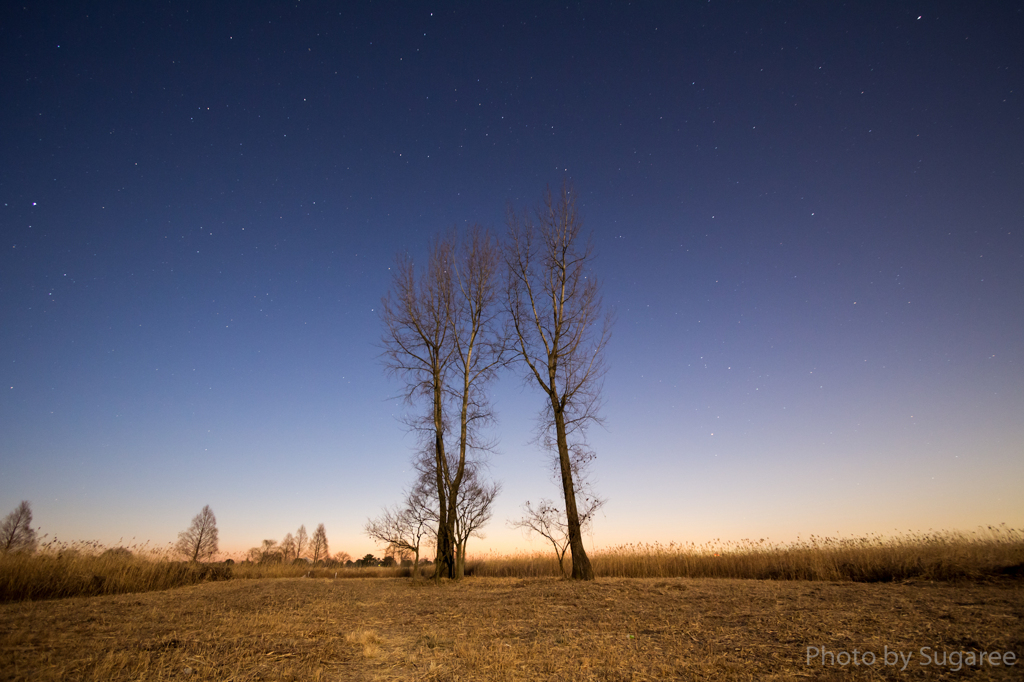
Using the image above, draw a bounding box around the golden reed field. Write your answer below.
[1,527,1022,681]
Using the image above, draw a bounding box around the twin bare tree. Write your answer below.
[379,183,611,580]
[380,225,507,579]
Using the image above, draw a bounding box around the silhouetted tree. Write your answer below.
[280,532,297,562]
[505,183,612,580]
[247,539,284,564]
[175,505,219,562]
[310,523,329,564]
[0,501,37,554]
[295,525,308,560]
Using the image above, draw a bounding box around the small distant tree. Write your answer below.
[334,550,352,564]
[358,554,379,567]
[248,539,284,564]
[310,523,329,564]
[175,505,219,562]
[0,501,37,554]
[295,525,308,560]
[280,533,297,562]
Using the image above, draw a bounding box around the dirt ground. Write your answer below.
[1,576,1021,681]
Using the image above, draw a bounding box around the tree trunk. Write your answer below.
[432,382,457,580]
[553,405,595,580]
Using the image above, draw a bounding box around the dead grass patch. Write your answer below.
[1,576,1020,680]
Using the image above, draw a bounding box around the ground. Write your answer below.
[1,576,1021,680]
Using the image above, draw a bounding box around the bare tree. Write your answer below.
[334,550,352,564]
[280,532,297,562]
[175,505,219,562]
[452,466,501,577]
[310,523,329,564]
[409,447,500,577]
[0,501,37,554]
[247,539,283,564]
[380,226,507,579]
[365,484,435,577]
[295,525,308,560]
[510,492,605,577]
[505,182,612,580]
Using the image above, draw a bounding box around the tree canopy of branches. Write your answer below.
[0,501,37,555]
[408,444,501,577]
[247,539,283,564]
[280,533,297,562]
[175,505,219,562]
[453,466,500,575]
[380,226,507,579]
[505,183,612,580]
[365,482,434,576]
[310,523,329,564]
[510,492,605,577]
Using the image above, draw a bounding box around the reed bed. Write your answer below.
[0,539,435,603]
[0,540,230,603]
[2,526,1020,603]
[228,561,432,581]
[469,525,1024,582]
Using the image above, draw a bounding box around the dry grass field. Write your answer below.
[1,528,1022,680]
[1,575,1022,681]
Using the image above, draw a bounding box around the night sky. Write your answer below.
[2,2,1022,559]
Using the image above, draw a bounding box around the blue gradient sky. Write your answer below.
[2,2,1022,559]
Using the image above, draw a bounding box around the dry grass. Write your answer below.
[0,540,434,603]
[0,541,232,603]
[473,525,1024,582]
[2,527,1021,604]
[1,575,1021,681]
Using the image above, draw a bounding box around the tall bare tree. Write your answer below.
[175,505,219,562]
[380,226,506,579]
[0,501,37,554]
[505,183,612,580]
[295,525,308,560]
[310,523,329,564]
